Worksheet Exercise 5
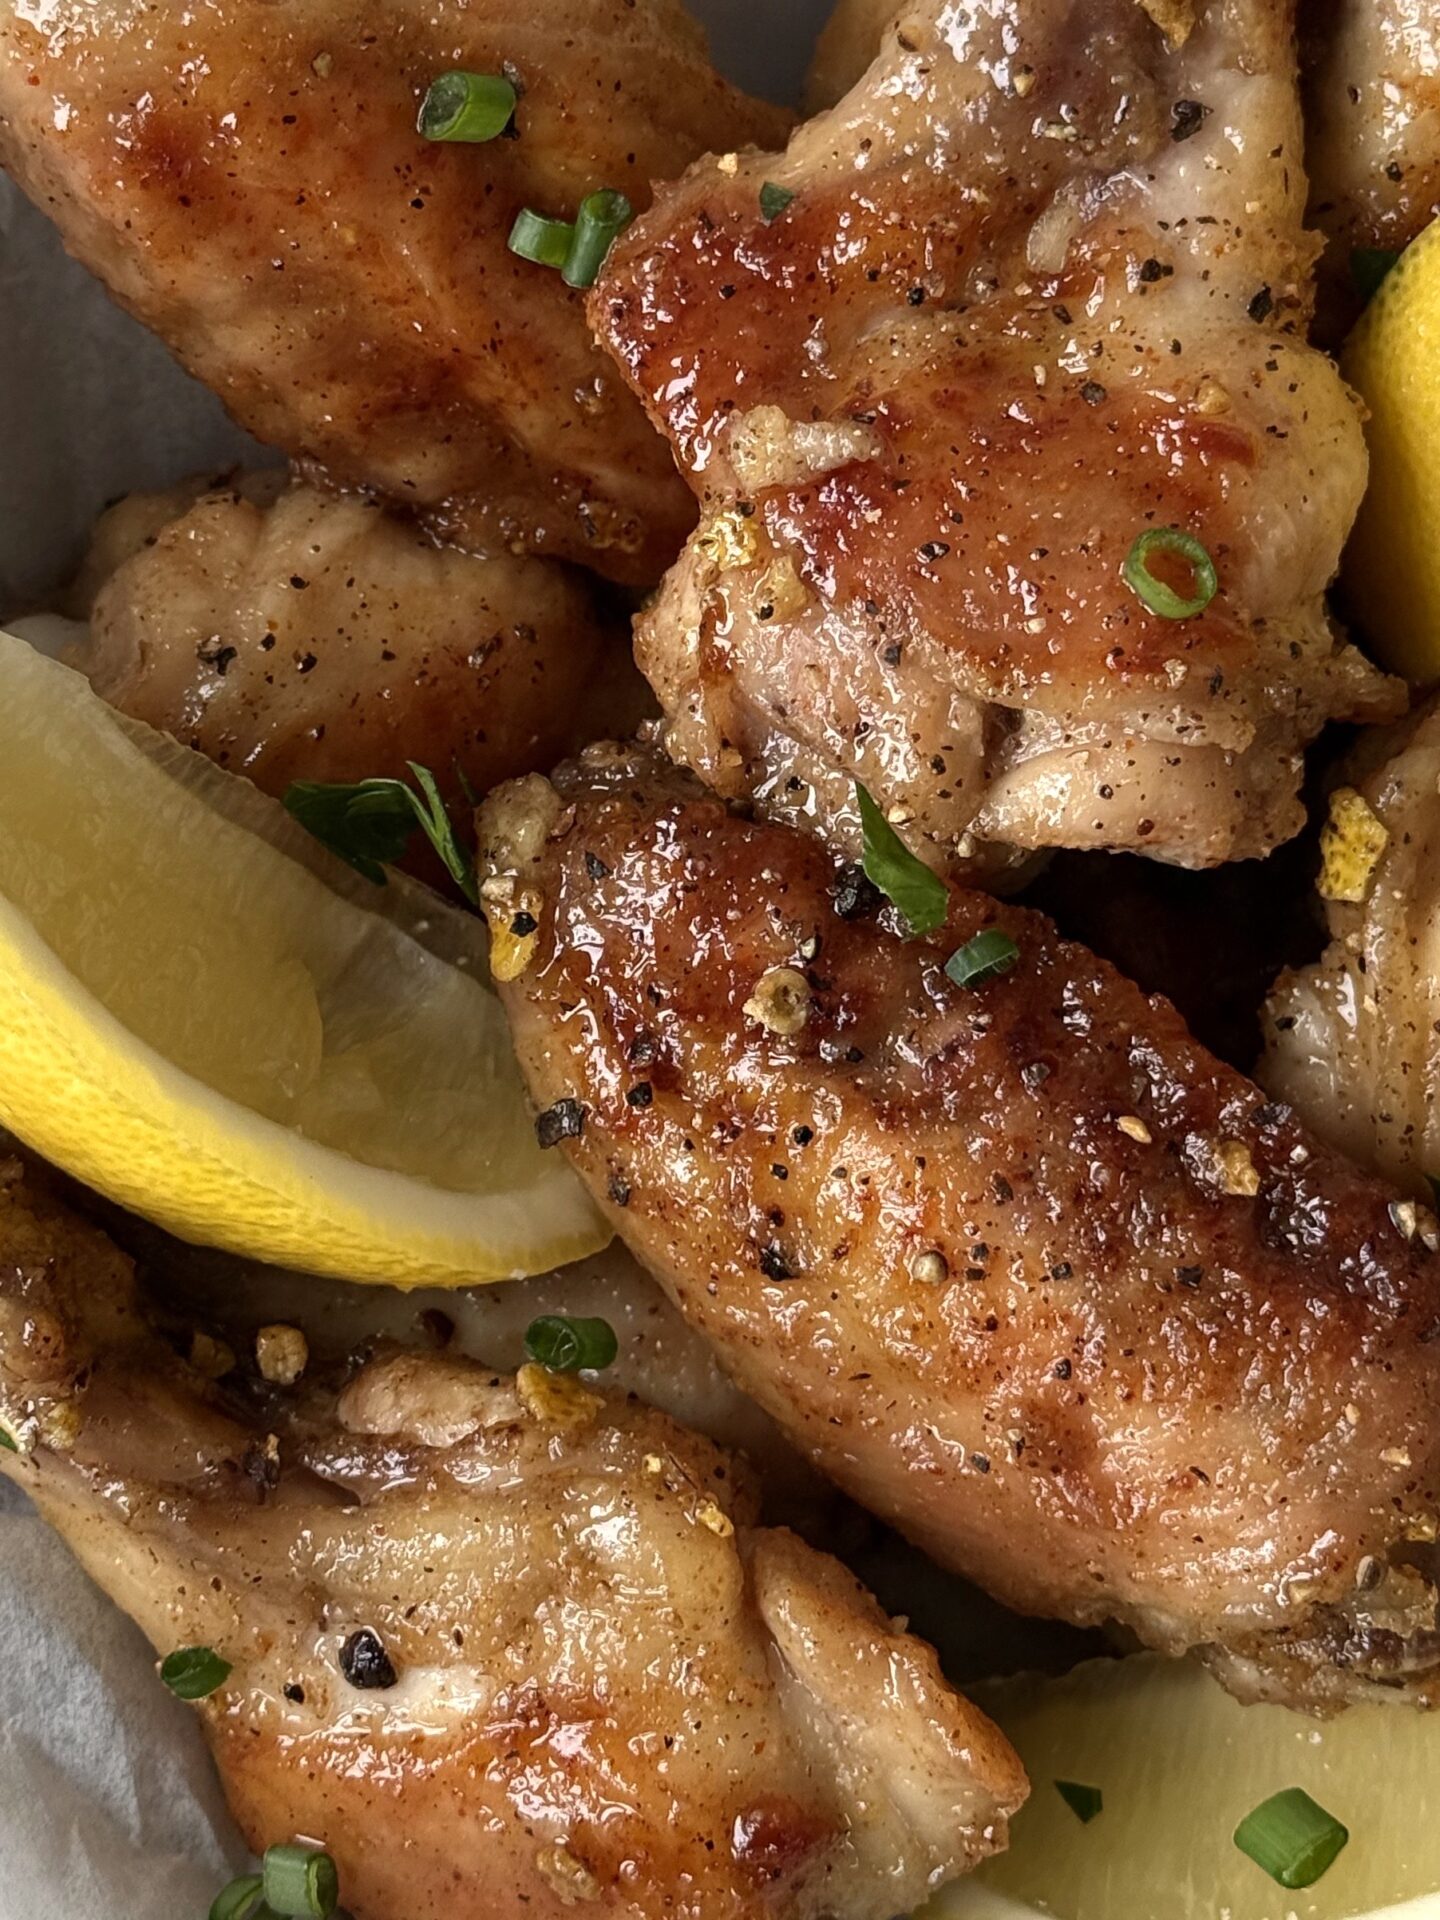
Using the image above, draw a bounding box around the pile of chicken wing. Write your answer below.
[4,1,1440,1916]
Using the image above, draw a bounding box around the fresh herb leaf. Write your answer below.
[1055,1779,1103,1823]
[854,783,948,937]
[760,181,795,222]
[1233,1788,1348,1890]
[283,767,478,903]
[160,1645,233,1700]
[945,928,1020,989]
[524,1314,619,1373]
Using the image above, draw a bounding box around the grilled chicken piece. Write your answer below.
[0,3,789,586]
[1262,701,1440,1194]
[486,747,1440,1711]
[592,0,1399,874]
[58,475,646,825]
[1305,0,1440,336]
[0,1154,1024,1920]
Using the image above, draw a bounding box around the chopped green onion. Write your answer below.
[562,188,635,289]
[854,783,948,938]
[1351,245,1399,305]
[945,928,1020,989]
[759,181,795,222]
[1054,1779,1103,1823]
[509,207,576,270]
[283,766,477,903]
[209,1873,266,1920]
[160,1645,232,1701]
[417,70,516,143]
[0,1424,16,1453]
[524,1314,619,1374]
[1233,1788,1349,1890]
[262,1842,340,1918]
[1122,527,1218,620]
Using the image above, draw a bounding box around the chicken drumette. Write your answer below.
[486,746,1440,1712]
[592,0,1398,874]
[0,0,788,583]
[0,1153,1024,1920]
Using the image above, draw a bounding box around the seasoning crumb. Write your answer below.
[1389,1198,1419,1242]
[535,1844,601,1906]
[1381,1446,1414,1468]
[1115,1114,1153,1144]
[255,1323,308,1387]
[910,1249,949,1285]
[517,1362,602,1430]
[1355,1554,1383,1592]
[1318,787,1388,904]
[312,50,334,77]
[481,877,544,982]
[1217,1138,1261,1197]
[743,966,811,1037]
[696,1498,735,1539]
[1344,1402,1362,1427]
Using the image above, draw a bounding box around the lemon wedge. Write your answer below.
[926,1655,1440,1920]
[1343,218,1440,684]
[0,629,606,1285]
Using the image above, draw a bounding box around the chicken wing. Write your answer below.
[1262,701,1440,1194]
[592,0,1399,874]
[1305,0,1440,335]
[57,474,647,823]
[0,2,789,585]
[487,747,1440,1711]
[0,1152,1024,1920]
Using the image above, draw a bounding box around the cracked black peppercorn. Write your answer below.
[340,1627,397,1691]
[830,863,881,921]
[535,1099,586,1148]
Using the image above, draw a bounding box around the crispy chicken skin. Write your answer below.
[0,1155,1025,1920]
[486,749,1440,1711]
[59,475,647,821]
[1305,0,1440,335]
[1263,700,1440,1194]
[592,0,1400,873]
[0,2,789,586]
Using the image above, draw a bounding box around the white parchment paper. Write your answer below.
[0,4,831,1914]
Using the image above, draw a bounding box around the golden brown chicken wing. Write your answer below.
[592,0,1399,873]
[59,474,647,821]
[0,1153,1025,1920]
[486,747,1440,1711]
[0,1,789,584]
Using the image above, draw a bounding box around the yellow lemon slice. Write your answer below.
[0,630,606,1285]
[926,1654,1440,1920]
[1343,218,1440,684]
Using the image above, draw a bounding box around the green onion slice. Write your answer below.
[945,928,1020,989]
[283,766,477,903]
[1351,245,1399,305]
[1122,527,1218,620]
[417,70,516,143]
[759,181,795,222]
[509,208,576,270]
[1054,1779,1103,1823]
[854,783,948,938]
[562,188,635,289]
[209,1874,265,1920]
[262,1843,341,1918]
[160,1645,233,1701]
[1233,1788,1349,1890]
[524,1314,619,1374]
[0,1424,16,1453]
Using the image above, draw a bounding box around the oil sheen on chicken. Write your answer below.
[0,1154,1025,1920]
[592,0,1400,873]
[57,474,648,825]
[0,0,789,583]
[1262,700,1440,1196]
[486,747,1440,1712]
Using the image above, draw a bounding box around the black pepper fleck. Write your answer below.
[831,864,881,921]
[535,1099,586,1148]
[339,1628,398,1691]
[626,1082,654,1109]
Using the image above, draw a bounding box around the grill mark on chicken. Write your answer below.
[0,1152,1025,1920]
[486,748,1440,1711]
[591,0,1400,872]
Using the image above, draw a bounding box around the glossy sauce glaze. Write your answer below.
[593,0,1399,871]
[0,0,788,582]
[488,748,1440,1711]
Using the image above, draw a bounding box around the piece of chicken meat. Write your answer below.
[486,746,1440,1711]
[592,0,1399,875]
[53,474,647,832]
[1305,0,1440,337]
[1262,700,1440,1195]
[0,1153,1024,1920]
[0,0,789,584]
